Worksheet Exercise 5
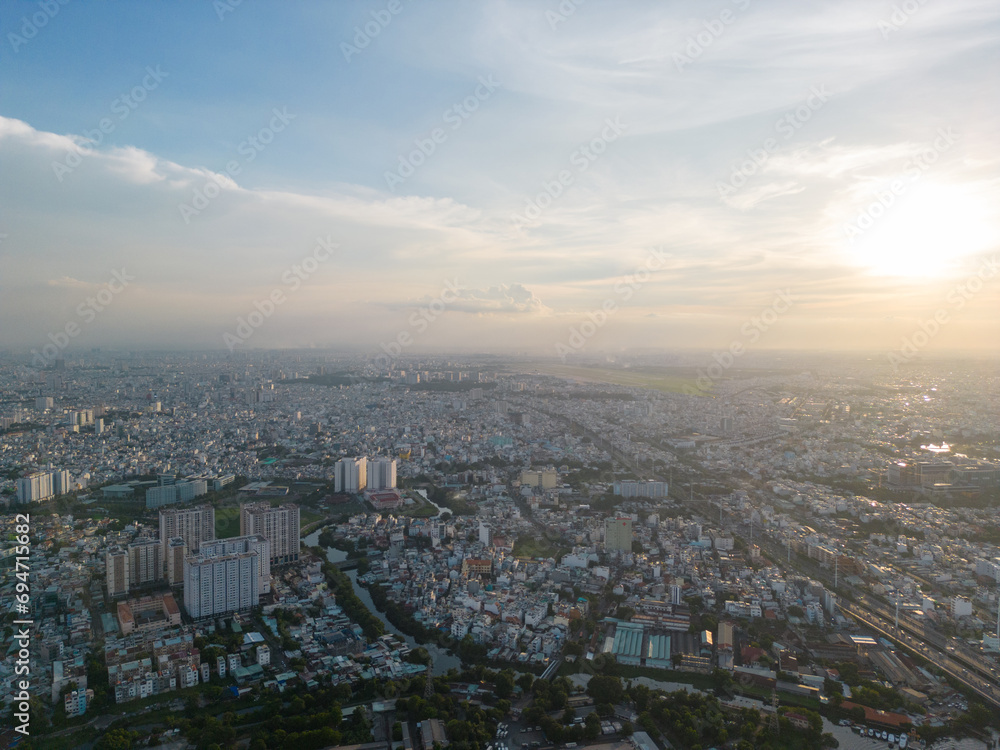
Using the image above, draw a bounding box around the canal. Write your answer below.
[303,529,461,676]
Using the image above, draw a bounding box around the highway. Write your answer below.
[838,600,1000,708]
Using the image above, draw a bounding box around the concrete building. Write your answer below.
[605,516,633,552]
[128,538,161,588]
[106,546,129,597]
[240,502,300,565]
[367,457,397,490]
[159,505,215,568]
[334,457,367,493]
[183,535,269,619]
[165,537,186,586]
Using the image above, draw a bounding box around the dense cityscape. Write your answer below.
[4,1,999,749]
[1,352,999,750]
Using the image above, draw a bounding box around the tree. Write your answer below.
[587,674,624,705]
[95,729,138,750]
[495,670,515,699]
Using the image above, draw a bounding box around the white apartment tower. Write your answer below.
[183,535,270,619]
[334,457,367,493]
[367,457,397,490]
[239,502,300,565]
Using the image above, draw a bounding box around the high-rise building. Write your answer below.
[52,470,71,495]
[128,538,161,588]
[605,517,633,552]
[334,457,367,493]
[165,537,186,586]
[16,471,56,503]
[479,522,492,546]
[106,547,129,597]
[183,535,269,619]
[240,502,299,565]
[159,506,215,568]
[367,457,397,490]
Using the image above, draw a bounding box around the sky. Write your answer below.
[1,0,999,361]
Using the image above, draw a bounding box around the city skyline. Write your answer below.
[2,1,999,359]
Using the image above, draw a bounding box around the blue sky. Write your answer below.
[1,0,999,357]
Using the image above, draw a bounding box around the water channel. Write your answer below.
[303,527,461,676]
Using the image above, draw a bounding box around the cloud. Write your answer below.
[46,276,92,289]
[722,181,806,210]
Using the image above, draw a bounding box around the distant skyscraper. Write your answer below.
[240,502,300,565]
[605,517,633,552]
[159,505,215,568]
[367,457,397,490]
[479,522,492,546]
[334,457,367,493]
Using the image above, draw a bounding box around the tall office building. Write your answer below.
[605,517,633,553]
[165,537,186,586]
[128,537,162,587]
[334,457,367,493]
[183,535,269,619]
[106,547,129,597]
[240,502,299,565]
[366,457,397,490]
[159,505,215,568]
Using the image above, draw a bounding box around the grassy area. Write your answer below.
[527,364,703,395]
[399,496,439,518]
[513,535,568,561]
[215,506,241,538]
[300,509,325,529]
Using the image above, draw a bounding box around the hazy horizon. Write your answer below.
[2,0,998,361]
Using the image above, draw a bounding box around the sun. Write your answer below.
[842,181,999,279]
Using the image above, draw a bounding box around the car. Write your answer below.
[881,730,888,740]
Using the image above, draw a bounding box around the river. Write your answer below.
[303,529,461,676]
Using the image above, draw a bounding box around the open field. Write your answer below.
[513,535,568,561]
[522,364,704,395]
